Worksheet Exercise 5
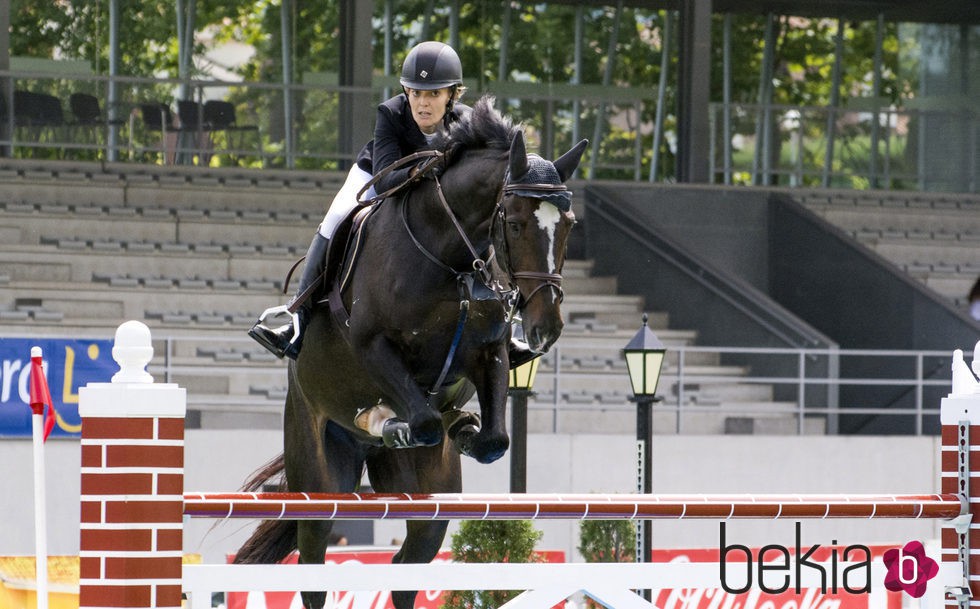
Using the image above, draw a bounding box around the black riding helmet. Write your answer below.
[399,41,463,90]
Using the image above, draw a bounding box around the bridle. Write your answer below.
[499,181,568,308]
[378,150,570,313]
[417,166,569,313]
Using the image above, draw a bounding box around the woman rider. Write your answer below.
[249,41,505,362]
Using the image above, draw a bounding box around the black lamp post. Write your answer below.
[508,355,540,493]
[623,313,666,586]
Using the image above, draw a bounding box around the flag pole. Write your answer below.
[30,346,49,609]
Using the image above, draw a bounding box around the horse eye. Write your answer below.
[507,222,521,237]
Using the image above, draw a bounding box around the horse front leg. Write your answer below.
[390,520,451,609]
[366,442,461,609]
[455,341,510,464]
[354,333,443,447]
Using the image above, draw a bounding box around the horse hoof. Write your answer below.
[410,414,444,447]
[301,590,327,609]
[460,431,509,464]
[451,425,480,455]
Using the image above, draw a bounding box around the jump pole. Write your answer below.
[78,322,980,609]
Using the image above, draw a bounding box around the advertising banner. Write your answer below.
[225,549,566,609]
[226,545,902,609]
[651,546,901,609]
[0,337,115,438]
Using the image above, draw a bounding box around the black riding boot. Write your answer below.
[248,232,330,360]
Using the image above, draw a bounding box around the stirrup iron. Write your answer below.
[256,304,301,346]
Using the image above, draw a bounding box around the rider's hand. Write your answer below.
[412,157,443,180]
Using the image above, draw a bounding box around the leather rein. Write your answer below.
[349,149,569,394]
[376,152,568,311]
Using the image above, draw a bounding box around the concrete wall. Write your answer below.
[0,431,941,564]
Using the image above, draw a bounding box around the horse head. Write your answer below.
[499,133,589,354]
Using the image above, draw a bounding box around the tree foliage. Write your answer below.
[9,1,921,175]
[578,519,636,564]
[441,519,542,609]
[12,2,910,105]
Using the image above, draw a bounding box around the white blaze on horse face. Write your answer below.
[533,203,561,275]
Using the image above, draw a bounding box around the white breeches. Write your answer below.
[319,164,376,238]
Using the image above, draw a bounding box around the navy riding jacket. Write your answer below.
[355,93,471,195]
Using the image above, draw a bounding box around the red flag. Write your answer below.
[30,349,57,441]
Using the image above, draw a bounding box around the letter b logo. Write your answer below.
[883,541,938,598]
[897,549,918,585]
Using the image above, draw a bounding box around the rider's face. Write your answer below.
[405,87,452,134]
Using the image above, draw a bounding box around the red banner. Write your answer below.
[651,547,901,609]
[226,546,898,609]
[225,549,566,609]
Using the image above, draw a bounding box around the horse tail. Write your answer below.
[241,453,288,492]
[232,518,298,564]
[232,453,296,565]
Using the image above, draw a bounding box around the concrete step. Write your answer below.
[0,160,341,212]
[794,188,980,211]
[872,240,980,266]
[815,207,980,234]
[552,328,698,352]
[922,275,976,300]
[560,293,645,316]
[561,275,619,295]
[0,283,277,321]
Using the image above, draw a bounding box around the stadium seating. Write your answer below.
[12,161,972,434]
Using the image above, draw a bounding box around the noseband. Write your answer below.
[500,182,569,307]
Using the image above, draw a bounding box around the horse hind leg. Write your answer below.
[296,519,339,609]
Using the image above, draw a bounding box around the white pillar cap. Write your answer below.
[111,320,154,384]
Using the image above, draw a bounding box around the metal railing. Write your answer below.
[709,101,979,192]
[3,68,976,192]
[0,70,658,179]
[529,344,958,436]
[147,334,969,437]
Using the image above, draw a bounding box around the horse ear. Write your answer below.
[508,131,529,180]
[553,139,589,182]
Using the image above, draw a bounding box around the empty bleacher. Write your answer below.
[792,188,980,312]
[1,159,822,434]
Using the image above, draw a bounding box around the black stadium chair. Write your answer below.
[176,100,213,164]
[203,100,263,164]
[69,93,123,127]
[11,91,66,155]
[129,102,180,164]
[68,93,126,156]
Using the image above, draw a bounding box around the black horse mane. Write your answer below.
[436,96,518,165]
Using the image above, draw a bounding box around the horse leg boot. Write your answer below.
[249,232,330,360]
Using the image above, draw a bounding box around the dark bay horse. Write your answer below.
[234,97,587,609]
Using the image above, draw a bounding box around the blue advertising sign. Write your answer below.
[0,337,116,438]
